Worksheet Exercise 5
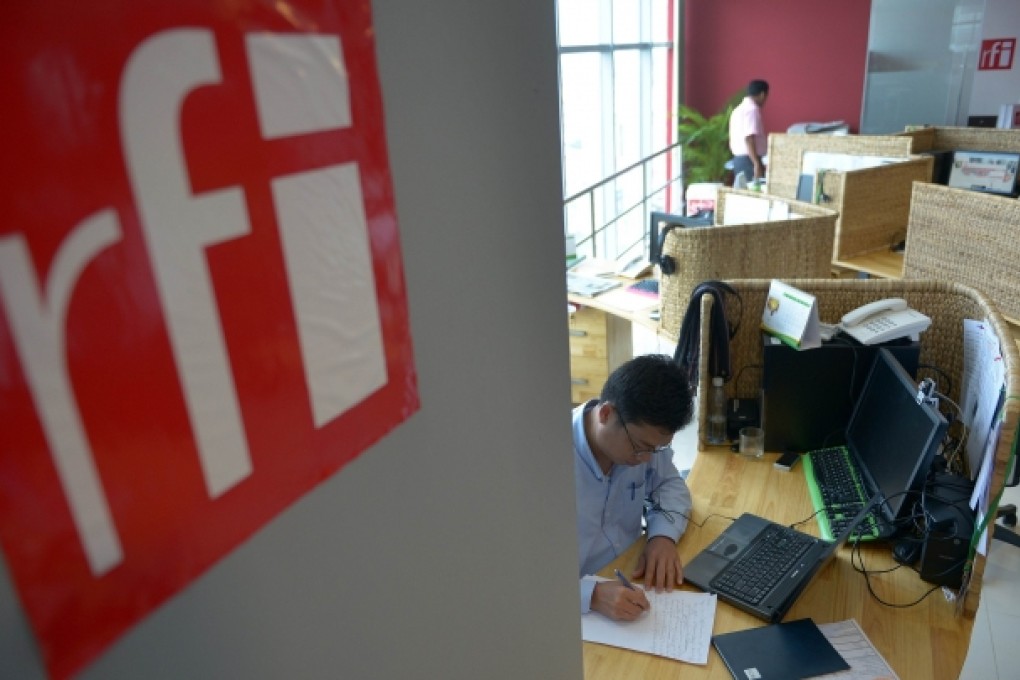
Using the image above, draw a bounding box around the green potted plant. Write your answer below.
[676,92,743,186]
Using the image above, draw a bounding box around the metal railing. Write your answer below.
[564,142,684,264]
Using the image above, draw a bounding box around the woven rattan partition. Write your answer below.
[900,125,1020,154]
[818,156,933,261]
[766,133,914,200]
[902,183,1020,325]
[657,190,836,335]
[693,277,1019,619]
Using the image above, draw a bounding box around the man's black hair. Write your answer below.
[600,354,694,433]
[747,79,770,96]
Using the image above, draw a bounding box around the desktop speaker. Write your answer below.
[918,474,975,588]
[760,334,920,453]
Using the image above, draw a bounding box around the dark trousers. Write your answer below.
[730,155,755,182]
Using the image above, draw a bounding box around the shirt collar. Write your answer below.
[574,400,606,480]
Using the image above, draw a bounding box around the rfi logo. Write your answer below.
[979,38,1016,70]
[0,3,418,678]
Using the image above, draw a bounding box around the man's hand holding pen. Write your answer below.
[590,569,650,621]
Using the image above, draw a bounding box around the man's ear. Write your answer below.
[595,401,616,425]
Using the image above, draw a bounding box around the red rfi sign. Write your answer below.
[979,38,1016,70]
[0,3,418,678]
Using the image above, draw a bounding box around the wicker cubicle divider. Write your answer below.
[903,182,1020,325]
[657,189,836,336]
[692,277,1019,619]
[818,156,933,262]
[765,133,932,266]
[900,125,1020,154]
[765,132,914,200]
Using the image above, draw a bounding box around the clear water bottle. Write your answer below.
[733,171,748,190]
[707,376,727,444]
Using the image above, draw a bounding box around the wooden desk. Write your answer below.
[567,279,661,333]
[567,279,667,403]
[833,249,905,279]
[583,448,973,680]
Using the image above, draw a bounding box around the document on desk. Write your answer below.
[595,287,659,314]
[581,590,716,665]
[816,619,900,680]
[961,318,1004,479]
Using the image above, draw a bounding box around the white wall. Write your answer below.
[0,2,584,678]
[970,0,1020,116]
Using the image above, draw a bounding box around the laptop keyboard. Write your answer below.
[807,447,881,540]
[710,524,815,605]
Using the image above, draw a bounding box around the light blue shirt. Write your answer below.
[574,401,692,613]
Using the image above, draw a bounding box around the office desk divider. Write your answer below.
[658,189,836,335]
[766,132,914,202]
[900,125,1020,155]
[817,156,933,264]
[903,182,1020,326]
[693,277,1020,620]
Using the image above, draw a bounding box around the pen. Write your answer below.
[614,568,636,590]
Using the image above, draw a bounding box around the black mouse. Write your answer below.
[892,539,920,565]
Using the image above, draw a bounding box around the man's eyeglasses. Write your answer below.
[620,418,671,457]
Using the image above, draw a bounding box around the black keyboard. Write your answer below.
[808,447,881,539]
[710,525,815,605]
[627,279,659,295]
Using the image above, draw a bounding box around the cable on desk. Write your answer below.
[644,497,738,529]
[849,539,945,609]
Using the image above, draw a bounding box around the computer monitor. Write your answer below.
[946,149,1020,197]
[848,349,948,521]
[647,210,712,266]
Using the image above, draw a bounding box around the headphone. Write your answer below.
[657,224,681,275]
[673,280,741,386]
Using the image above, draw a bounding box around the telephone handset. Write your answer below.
[839,297,931,345]
[614,255,653,279]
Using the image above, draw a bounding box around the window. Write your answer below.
[557,0,681,262]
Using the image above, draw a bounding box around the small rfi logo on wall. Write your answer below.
[979,38,1016,70]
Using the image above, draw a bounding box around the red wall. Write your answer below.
[684,0,872,134]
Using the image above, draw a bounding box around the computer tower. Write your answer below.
[760,334,921,453]
[918,474,975,588]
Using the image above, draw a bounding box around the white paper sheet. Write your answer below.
[595,287,660,313]
[721,194,770,225]
[961,319,1004,478]
[816,619,899,680]
[581,590,717,665]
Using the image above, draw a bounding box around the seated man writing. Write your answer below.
[574,354,695,620]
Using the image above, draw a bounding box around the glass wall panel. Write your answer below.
[557,0,679,260]
[861,0,983,133]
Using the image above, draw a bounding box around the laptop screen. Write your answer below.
[847,349,948,520]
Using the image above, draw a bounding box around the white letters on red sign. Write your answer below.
[0,7,416,677]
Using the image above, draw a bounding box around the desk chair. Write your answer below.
[995,506,1018,548]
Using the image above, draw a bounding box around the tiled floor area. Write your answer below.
[959,483,1020,680]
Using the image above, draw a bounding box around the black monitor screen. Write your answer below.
[648,211,712,265]
[847,349,948,520]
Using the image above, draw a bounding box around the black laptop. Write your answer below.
[685,499,880,622]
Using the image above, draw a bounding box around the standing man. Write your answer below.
[728,79,770,182]
[574,354,695,621]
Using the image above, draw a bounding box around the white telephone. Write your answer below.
[839,297,931,345]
